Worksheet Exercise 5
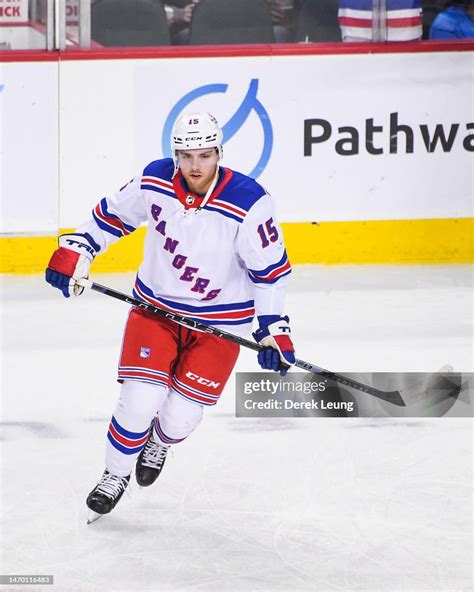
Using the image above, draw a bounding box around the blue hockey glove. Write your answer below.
[45,233,96,298]
[253,315,296,376]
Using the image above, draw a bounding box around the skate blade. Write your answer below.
[87,511,104,525]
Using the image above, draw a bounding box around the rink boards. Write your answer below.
[0,46,472,271]
[2,217,472,274]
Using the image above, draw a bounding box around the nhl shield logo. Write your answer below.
[140,347,151,358]
[186,195,195,205]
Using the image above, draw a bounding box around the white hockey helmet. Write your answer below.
[171,112,224,163]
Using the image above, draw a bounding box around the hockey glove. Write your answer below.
[253,315,296,376]
[45,233,97,298]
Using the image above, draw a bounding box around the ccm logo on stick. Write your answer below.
[185,371,220,389]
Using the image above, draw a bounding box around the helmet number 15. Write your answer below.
[257,218,279,248]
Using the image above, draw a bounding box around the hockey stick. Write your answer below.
[77,278,406,407]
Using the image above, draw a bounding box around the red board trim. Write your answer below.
[1,39,473,63]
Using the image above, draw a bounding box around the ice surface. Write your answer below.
[0,265,472,591]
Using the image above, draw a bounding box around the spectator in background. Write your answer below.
[268,0,295,42]
[268,0,305,42]
[163,0,304,46]
[430,0,474,38]
[339,0,423,42]
[163,0,199,44]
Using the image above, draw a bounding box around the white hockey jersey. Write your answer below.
[77,158,292,336]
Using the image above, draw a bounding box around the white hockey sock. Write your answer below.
[152,389,204,446]
[105,380,168,477]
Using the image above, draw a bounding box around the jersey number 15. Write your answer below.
[257,217,279,248]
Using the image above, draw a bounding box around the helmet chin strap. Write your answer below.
[195,165,219,213]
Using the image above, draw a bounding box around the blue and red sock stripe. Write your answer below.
[153,416,186,445]
[92,198,137,238]
[107,416,150,455]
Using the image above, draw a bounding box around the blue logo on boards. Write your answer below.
[162,79,273,179]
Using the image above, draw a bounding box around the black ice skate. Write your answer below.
[86,470,130,524]
[135,428,169,487]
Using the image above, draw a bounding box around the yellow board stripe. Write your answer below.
[1,218,472,274]
[283,218,474,264]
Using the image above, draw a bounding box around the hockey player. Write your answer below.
[45,112,295,521]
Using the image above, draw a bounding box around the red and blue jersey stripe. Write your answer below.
[118,366,169,388]
[338,0,422,32]
[140,174,246,223]
[205,198,247,223]
[171,376,221,407]
[247,251,292,285]
[339,0,421,9]
[133,276,255,326]
[93,198,137,238]
[140,175,177,200]
[140,160,267,224]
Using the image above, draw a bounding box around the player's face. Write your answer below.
[178,148,219,195]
